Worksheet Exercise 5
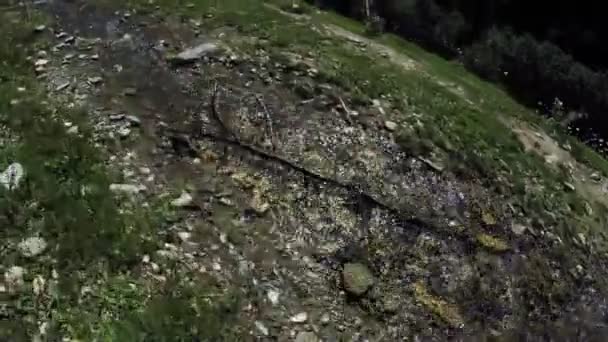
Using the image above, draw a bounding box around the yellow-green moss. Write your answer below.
[476,233,509,252]
[413,281,464,328]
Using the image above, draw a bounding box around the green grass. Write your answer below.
[0,8,237,341]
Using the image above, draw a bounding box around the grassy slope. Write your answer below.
[0,8,236,341]
[4,0,608,338]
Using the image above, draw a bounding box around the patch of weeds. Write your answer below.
[0,9,237,340]
[58,273,240,341]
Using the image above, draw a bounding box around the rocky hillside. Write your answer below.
[2,0,608,340]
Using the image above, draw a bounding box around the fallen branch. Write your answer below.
[209,81,235,139]
[186,81,426,229]
[338,96,354,124]
[254,94,276,151]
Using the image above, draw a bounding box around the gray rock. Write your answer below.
[384,120,398,131]
[170,42,220,64]
[342,263,375,296]
[0,162,24,190]
[295,331,319,342]
[18,237,47,257]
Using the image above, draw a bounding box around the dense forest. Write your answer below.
[308,0,608,151]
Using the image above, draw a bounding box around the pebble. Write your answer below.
[384,120,398,131]
[290,312,308,323]
[34,25,46,33]
[87,76,103,85]
[177,231,192,242]
[0,162,25,190]
[117,126,131,138]
[267,289,280,305]
[171,192,193,207]
[109,183,146,195]
[170,42,220,64]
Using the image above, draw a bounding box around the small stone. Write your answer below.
[34,59,48,66]
[267,289,280,305]
[342,263,375,296]
[320,313,330,325]
[384,120,398,131]
[169,42,220,64]
[117,126,131,138]
[0,162,25,190]
[171,192,193,207]
[87,76,103,85]
[177,231,192,243]
[295,331,319,342]
[255,321,269,336]
[109,183,146,195]
[67,126,79,135]
[91,54,99,60]
[34,25,46,32]
[212,262,222,271]
[18,237,47,257]
[290,312,308,323]
[5,266,25,292]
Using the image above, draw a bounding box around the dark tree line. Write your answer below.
[308,0,608,143]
